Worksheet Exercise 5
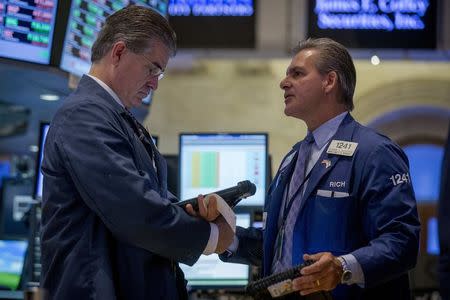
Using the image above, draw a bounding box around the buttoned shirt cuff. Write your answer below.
[342,254,365,287]
[203,223,218,255]
[221,235,239,259]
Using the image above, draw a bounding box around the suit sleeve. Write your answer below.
[352,142,420,288]
[52,102,210,265]
[219,226,264,267]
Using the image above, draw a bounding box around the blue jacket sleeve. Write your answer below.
[352,142,420,288]
[220,226,264,267]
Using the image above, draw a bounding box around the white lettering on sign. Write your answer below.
[313,0,430,31]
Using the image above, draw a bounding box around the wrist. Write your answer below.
[337,256,353,284]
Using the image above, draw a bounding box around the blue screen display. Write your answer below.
[426,217,439,255]
[0,240,28,290]
[403,144,444,202]
[167,0,255,48]
[308,0,437,48]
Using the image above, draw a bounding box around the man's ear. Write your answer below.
[111,41,127,65]
[323,71,338,94]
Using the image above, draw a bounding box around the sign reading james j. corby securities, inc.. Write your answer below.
[308,0,437,49]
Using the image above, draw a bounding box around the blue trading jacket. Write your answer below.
[226,114,420,299]
[40,76,210,300]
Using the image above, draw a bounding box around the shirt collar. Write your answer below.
[86,74,124,108]
[309,111,348,149]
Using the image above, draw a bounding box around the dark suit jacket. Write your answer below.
[40,75,210,299]
[224,114,420,300]
[439,126,450,300]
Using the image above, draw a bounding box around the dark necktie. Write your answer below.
[287,133,315,200]
[121,109,157,174]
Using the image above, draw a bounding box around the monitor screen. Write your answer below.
[403,144,444,202]
[0,240,28,290]
[179,133,268,207]
[59,0,169,77]
[0,0,59,64]
[0,178,33,239]
[0,160,10,189]
[307,0,437,49]
[427,217,439,255]
[34,122,49,200]
[180,213,251,288]
[168,0,255,48]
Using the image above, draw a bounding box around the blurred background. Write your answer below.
[0,0,449,299]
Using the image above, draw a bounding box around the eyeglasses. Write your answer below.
[139,54,165,80]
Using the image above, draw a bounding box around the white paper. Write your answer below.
[204,194,236,233]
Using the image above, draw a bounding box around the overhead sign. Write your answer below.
[308,0,437,49]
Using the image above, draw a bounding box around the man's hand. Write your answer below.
[214,215,234,254]
[292,252,342,296]
[185,194,221,222]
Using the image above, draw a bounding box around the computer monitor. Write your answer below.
[34,122,50,200]
[0,240,28,290]
[179,133,268,208]
[0,178,33,239]
[427,217,439,255]
[179,213,251,289]
[59,0,169,77]
[0,0,59,64]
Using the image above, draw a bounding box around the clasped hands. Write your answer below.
[185,194,234,254]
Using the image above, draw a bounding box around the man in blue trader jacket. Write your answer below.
[40,5,233,300]
[221,38,420,299]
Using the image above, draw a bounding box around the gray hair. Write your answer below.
[292,38,356,111]
[91,5,177,62]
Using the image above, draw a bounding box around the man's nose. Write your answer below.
[147,77,158,91]
[280,77,289,90]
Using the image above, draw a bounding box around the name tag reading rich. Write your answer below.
[327,140,358,156]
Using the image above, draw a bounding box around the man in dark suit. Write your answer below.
[222,38,420,299]
[40,5,233,299]
[439,126,450,300]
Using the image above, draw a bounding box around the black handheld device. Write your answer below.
[246,260,314,297]
[176,180,256,210]
[245,260,332,299]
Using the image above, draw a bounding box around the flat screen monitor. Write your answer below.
[0,178,33,239]
[0,240,28,290]
[0,0,59,64]
[59,0,169,77]
[168,0,255,48]
[427,217,439,255]
[34,122,49,200]
[180,213,251,288]
[179,133,268,207]
[307,0,437,49]
[0,160,10,189]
